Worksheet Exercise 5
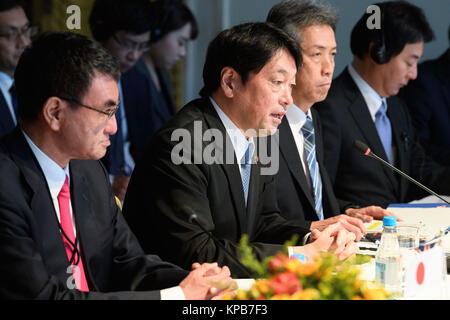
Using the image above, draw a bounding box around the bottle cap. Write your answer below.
[383,216,397,227]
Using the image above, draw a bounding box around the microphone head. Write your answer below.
[353,140,371,155]
[188,213,198,224]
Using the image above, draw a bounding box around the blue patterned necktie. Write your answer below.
[240,145,252,206]
[375,100,392,164]
[301,115,324,220]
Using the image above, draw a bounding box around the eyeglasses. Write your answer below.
[58,96,119,121]
[0,25,38,42]
[112,34,150,52]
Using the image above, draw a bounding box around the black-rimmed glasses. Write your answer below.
[112,34,150,52]
[58,97,119,121]
[0,25,38,42]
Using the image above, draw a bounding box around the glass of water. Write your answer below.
[397,224,420,295]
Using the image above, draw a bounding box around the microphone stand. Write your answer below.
[354,140,450,206]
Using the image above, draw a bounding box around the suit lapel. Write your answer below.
[278,118,315,208]
[4,130,72,280]
[387,98,408,200]
[68,162,99,290]
[0,92,16,134]
[342,71,398,188]
[245,159,259,235]
[201,99,248,233]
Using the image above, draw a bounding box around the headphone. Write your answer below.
[370,7,390,64]
[151,0,179,43]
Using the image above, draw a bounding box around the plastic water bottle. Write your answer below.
[375,216,401,294]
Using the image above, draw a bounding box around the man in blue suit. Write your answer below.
[0,0,33,138]
[89,0,156,201]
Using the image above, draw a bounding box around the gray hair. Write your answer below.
[267,0,338,43]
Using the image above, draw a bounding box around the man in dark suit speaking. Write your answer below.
[123,22,358,278]
[266,0,393,240]
[0,32,233,300]
[315,1,450,208]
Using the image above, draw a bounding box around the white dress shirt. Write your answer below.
[210,97,255,171]
[23,130,75,234]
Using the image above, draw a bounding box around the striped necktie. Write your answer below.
[301,115,324,220]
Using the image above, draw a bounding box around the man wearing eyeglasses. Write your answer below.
[0,0,35,139]
[0,31,234,300]
[89,0,154,201]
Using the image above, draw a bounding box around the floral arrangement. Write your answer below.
[223,235,389,300]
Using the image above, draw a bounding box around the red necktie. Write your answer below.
[58,175,89,291]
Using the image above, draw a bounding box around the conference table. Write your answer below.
[236,199,450,300]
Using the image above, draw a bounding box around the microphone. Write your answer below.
[353,140,450,206]
[187,211,254,278]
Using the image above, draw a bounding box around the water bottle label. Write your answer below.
[375,262,386,284]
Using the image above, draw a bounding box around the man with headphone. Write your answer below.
[315,1,450,208]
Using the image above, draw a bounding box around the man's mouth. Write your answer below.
[270,112,286,122]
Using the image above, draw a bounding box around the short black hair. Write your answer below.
[199,22,301,98]
[267,0,338,44]
[350,1,434,60]
[14,32,120,123]
[150,0,198,43]
[89,0,153,42]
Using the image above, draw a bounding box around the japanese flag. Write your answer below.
[403,245,445,299]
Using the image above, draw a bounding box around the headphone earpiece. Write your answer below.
[370,8,390,64]
[370,39,388,64]
[151,0,178,43]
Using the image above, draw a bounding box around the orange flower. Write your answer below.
[285,258,303,273]
[293,288,320,300]
[254,279,271,295]
[296,261,320,277]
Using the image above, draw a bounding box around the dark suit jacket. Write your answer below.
[135,60,176,133]
[103,60,176,175]
[314,68,450,208]
[275,108,348,226]
[401,50,450,166]
[0,129,188,299]
[123,97,310,278]
[103,61,155,175]
[0,91,16,139]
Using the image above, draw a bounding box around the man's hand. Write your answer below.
[180,263,236,300]
[346,205,400,222]
[310,223,359,260]
[310,214,366,241]
[292,222,359,261]
[111,175,130,201]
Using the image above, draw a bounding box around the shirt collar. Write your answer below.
[286,103,313,130]
[347,64,387,121]
[22,130,70,199]
[209,97,255,164]
[0,72,13,92]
